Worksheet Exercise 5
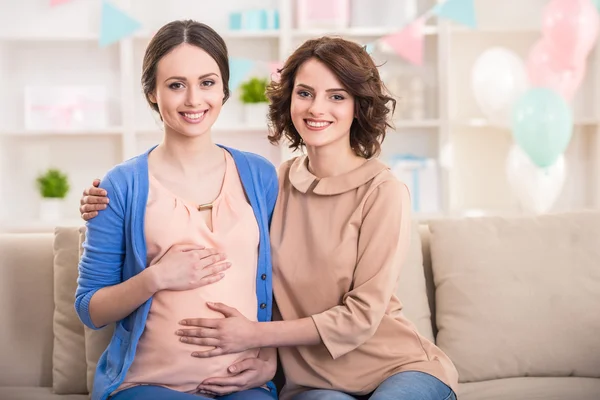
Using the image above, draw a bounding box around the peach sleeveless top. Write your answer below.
[117,150,260,394]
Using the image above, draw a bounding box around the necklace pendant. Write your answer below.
[198,203,213,212]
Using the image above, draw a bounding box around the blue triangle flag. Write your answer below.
[99,0,142,47]
[229,58,256,91]
[433,0,477,29]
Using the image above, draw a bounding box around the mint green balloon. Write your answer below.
[511,88,573,168]
[593,0,600,12]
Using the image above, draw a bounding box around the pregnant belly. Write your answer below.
[121,284,259,392]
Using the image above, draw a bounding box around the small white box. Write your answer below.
[296,0,350,30]
[391,155,441,214]
[24,86,108,131]
[350,0,417,28]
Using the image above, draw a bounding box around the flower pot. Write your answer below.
[243,103,269,127]
[39,198,64,222]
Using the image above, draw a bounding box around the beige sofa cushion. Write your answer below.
[0,233,55,387]
[458,377,600,400]
[52,226,115,395]
[0,387,89,400]
[79,227,114,394]
[52,227,88,394]
[395,221,434,342]
[429,212,600,383]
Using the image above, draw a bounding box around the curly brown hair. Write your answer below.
[266,36,395,159]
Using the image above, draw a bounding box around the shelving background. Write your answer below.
[0,0,598,232]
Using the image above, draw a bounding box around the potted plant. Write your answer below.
[36,168,70,222]
[239,77,269,126]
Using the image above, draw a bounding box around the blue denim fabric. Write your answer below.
[111,385,277,400]
[292,371,456,400]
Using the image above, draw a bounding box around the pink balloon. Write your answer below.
[542,0,599,68]
[526,39,586,101]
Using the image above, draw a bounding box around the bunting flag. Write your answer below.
[433,0,477,29]
[99,0,142,47]
[365,0,478,64]
[50,0,73,6]
[229,58,256,90]
[380,18,426,66]
[50,0,481,70]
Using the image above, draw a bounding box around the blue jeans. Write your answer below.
[111,385,276,400]
[293,371,456,400]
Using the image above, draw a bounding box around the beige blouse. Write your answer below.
[270,156,458,399]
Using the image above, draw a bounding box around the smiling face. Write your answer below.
[148,43,224,138]
[290,58,355,152]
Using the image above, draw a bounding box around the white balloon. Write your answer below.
[471,48,529,127]
[505,145,566,214]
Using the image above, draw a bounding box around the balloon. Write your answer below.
[511,87,573,168]
[506,145,566,214]
[526,39,586,102]
[471,47,529,126]
[542,0,599,68]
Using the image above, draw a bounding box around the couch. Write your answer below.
[1,211,599,399]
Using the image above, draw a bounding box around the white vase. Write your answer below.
[39,198,64,222]
[243,103,269,127]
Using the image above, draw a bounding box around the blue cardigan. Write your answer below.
[75,145,279,400]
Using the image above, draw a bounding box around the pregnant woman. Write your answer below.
[75,20,279,400]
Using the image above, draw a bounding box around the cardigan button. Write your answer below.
[260,303,267,309]
[261,274,267,280]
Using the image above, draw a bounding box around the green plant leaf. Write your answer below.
[239,77,269,104]
[36,168,70,198]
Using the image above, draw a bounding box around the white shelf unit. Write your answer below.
[291,25,439,38]
[0,0,599,233]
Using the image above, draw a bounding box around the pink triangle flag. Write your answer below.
[380,18,425,65]
[50,0,72,6]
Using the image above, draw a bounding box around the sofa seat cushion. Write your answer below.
[52,227,87,394]
[457,377,600,400]
[395,221,435,342]
[50,227,114,395]
[0,233,55,388]
[429,212,600,382]
[79,227,115,393]
[0,387,89,400]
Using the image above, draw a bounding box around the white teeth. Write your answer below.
[306,120,331,128]
[183,111,205,119]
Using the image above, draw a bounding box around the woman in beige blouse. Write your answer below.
[81,36,458,400]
